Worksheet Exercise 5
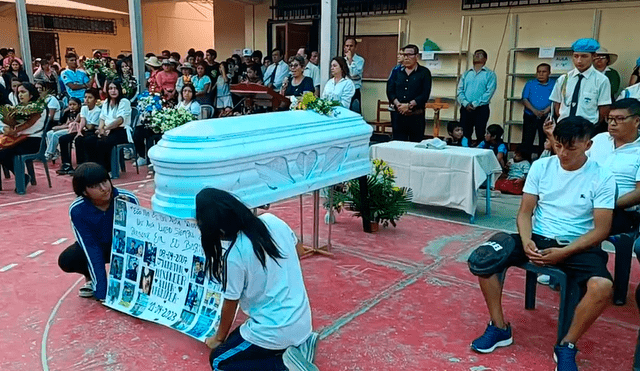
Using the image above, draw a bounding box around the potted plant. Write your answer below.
[325,159,412,231]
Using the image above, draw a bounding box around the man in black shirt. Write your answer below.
[386,44,432,142]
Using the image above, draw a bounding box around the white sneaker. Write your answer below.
[537,274,550,285]
[135,157,148,166]
[283,347,318,371]
[123,148,133,160]
[78,281,94,298]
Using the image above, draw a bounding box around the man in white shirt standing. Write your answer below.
[297,47,320,97]
[344,38,365,114]
[469,116,615,371]
[263,48,289,92]
[549,38,611,134]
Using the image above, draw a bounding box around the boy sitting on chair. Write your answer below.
[468,116,615,371]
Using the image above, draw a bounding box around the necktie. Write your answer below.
[569,74,584,117]
[266,62,278,86]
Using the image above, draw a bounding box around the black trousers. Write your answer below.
[58,242,111,279]
[0,137,41,174]
[210,327,286,371]
[460,105,490,142]
[133,127,156,159]
[82,128,128,172]
[350,88,361,114]
[522,113,546,154]
[392,113,425,143]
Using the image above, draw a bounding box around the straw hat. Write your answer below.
[145,56,161,67]
[180,62,195,72]
[595,47,618,65]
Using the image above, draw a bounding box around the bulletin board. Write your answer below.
[352,34,399,80]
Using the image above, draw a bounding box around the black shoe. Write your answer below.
[56,164,74,175]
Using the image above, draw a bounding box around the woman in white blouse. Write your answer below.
[176,84,202,117]
[86,81,131,172]
[321,56,356,109]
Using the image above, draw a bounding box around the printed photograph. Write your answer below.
[126,237,144,257]
[186,315,214,338]
[125,255,140,282]
[143,241,157,266]
[139,266,155,295]
[114,199,127,227]
[119,281,136,308]
[200,291,221,318]
[107,280,121,305]
[110,255,124,281]
[112,229,126,255]
[184,282,204,312]
[129,292,149,316]
[191,256,205,285]
[172,310,196,331]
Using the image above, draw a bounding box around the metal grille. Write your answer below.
[27,13,116,35]
[463,0,621,10]
[271,0,407,20]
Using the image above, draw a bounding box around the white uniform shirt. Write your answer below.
[224,213,312,350]
[80,105,101,127]
[46,96,61,121]
[21,111,47,138]
[618,83,640,101]
[303,62,321,88]
[523,156,615,241]
[588,132,640,199]
[549,65,611,124]
[100,98,132,142]
[322,77,356,109]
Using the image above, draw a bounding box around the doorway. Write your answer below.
[273,21,319,60]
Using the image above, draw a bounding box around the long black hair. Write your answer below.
[195,188,284,290]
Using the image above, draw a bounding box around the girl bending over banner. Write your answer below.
[58,163,138,300]
[196,188,319,371]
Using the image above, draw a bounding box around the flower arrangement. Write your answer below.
[292,92,341,116]
[0,92,49,127]
[148,107,196,134]
[121,75,138,99]
[325,159,412,228]
[137,91,164,124]
[84,58,117,81]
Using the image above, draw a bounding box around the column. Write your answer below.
[319,0,337,93]
[128,0,145,94]
[15,0,33,80]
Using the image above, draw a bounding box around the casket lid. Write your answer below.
[163,107,361,143]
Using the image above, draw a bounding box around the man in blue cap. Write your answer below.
[549,38,611,133]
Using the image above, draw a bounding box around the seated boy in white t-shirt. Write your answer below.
[468,116,616,371]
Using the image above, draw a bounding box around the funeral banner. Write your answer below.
[104,199,223,341]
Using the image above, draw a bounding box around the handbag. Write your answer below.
[0,134,27,149]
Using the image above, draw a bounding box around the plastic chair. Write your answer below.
[14,116,53,195]
[110,108,140,179]
[200,104,214,119]
[516,262,582,344]
[607,230,639,305]
[634,241,640,370]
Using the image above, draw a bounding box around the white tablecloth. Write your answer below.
[370,141,503,216]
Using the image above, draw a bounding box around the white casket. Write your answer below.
[148,107,373,218]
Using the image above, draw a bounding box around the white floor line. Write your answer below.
[41,277,83,371]
[0,179,153,208]
[406,211,511,233]
[51,238,68,245]
[27,250,46,258]
[0,263,18,272]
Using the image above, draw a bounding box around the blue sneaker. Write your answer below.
[554,343,578,371]
[471,322,513,353]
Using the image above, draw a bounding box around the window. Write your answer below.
[27,13,116,35]
[271,0,407,20]
[463,0,621,10]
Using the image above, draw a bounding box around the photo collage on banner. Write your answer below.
[105,199,224,341]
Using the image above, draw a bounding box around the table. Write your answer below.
[370,141,503,222]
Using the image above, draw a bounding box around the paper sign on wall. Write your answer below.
[552,56,572,72]
[104,200,223,342]
[423,56,442,70]
[422,51,435,61]
[538,47,556,59]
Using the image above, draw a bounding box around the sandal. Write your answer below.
[78,281,94,298]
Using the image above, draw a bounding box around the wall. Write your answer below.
[0,2,131,64]
[244,0,640,144]
[212,0,245,59]
[142,1,214,56]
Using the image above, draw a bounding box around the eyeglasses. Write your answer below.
[607,115,636,123]
[289,63,301,68]
[400,53,416,58]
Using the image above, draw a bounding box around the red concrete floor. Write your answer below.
[1,161,639,370]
